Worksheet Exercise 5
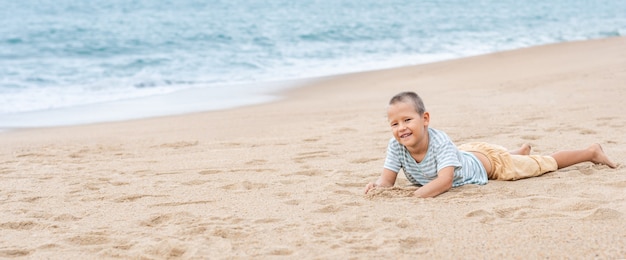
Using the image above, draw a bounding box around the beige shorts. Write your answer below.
[458,142,558,181]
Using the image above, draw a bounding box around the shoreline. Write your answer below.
[0,78,314,131]
[2,37,620,132]
[1,37,625,258]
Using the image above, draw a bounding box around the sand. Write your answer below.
[1,37,625,259]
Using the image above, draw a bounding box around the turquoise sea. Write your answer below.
[1,0,625,128]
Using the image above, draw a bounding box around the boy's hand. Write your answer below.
[364,182,377,194]
[365,169,399,195]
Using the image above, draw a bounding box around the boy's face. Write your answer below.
[387,101,430,151]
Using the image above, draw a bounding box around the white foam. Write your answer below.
[0,80,299,129]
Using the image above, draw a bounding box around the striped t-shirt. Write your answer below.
[383,127,488,187]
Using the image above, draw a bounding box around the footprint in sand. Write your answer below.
[0,249,32,257]
[19,196,43,203]
[154,141,199,149]
[113,194,155,203]
[266,247,294,256]
[336,127,357,133]
[140,213,176,227]
[334,182,364,188]
[0,221,40,230]
[465,209,496,223]
[53,214,81,222]
[149,200,214,207]
[253,218,282,224]
[566,126,596,135]
[349,157,379,164]
[291,169,322,177]
[365,187,416,199]
[211,226,249,240]
[220,181,268,191]
[182,179,210,186]
[399,236,432,247]
[333,190,352,195]
[582,208,622,220]
[65,232,111,246]
[292,151,331,163]
[334,219,364,233]
[282,199,301,206]
[278,179,305,185]
[246,159,268,165]
[303,137,321,142]
[521,134,541,141]
[313,205,342,213]
[198,169,222,175]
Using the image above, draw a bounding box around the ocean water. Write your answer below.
[1,0,625,128]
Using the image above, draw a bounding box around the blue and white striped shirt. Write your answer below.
[383,128,488,187]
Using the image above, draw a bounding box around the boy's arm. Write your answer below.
[413,166,454,198]
[364,168,397,194]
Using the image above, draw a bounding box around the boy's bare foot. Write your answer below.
[509,143,532,155]
[590,143,617,168]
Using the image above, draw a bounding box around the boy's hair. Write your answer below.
[389,91,426,115]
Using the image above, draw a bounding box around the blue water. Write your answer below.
[1,0,625,128]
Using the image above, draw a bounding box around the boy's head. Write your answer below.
[387,91,430,149]
[388,91,426,115]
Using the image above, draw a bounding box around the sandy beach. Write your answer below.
[1,37,625,259]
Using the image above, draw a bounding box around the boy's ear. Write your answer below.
[422,112,430,126]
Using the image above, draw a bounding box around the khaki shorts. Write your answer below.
[458,142,558,181]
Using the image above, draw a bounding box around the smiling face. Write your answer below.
[387,101,430,154]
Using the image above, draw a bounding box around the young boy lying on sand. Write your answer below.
[364,91,617,198]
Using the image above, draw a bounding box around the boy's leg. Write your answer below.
[550,143,617,169]
[459,142,544,180]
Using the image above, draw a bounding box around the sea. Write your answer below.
[1,0,625,129]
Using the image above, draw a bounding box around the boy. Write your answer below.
[364,91,617,198]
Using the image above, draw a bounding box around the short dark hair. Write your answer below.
[389,91,426,115]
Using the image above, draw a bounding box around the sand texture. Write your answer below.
[1,37,625,259]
